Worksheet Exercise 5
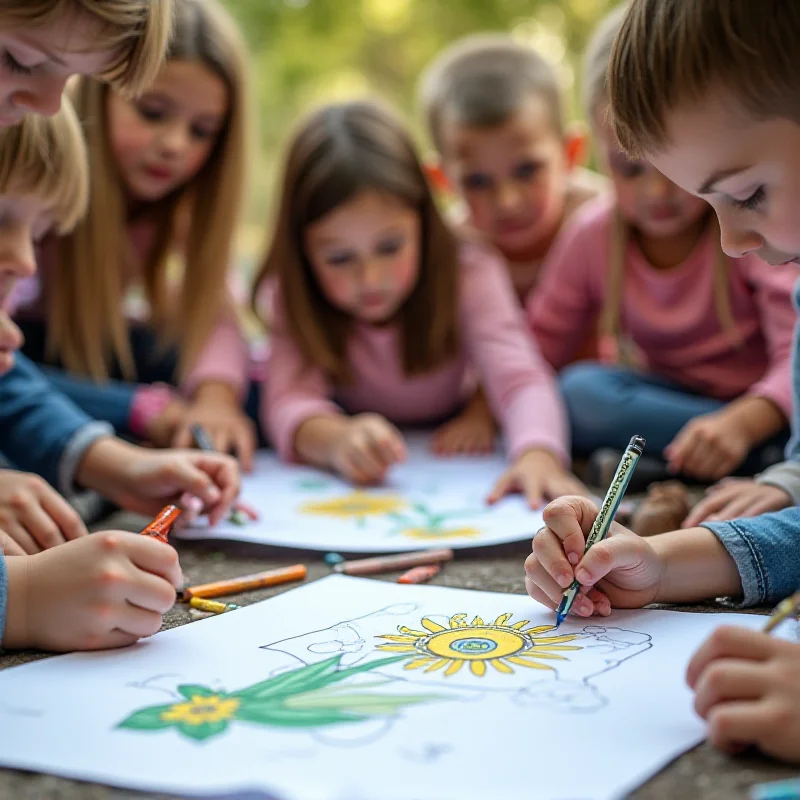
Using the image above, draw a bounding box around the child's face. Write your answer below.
[0,193,53,373]
[594,114,710,240]
[439,93,570,257]
[0,14,114,126]
[107,59,229,203]
[649,94,800,266]
[304,189,421,325]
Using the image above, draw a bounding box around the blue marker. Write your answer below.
[555,435,646,627]
[751,779,800,800]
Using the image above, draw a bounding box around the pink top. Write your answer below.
[263,243,569,464]
[14,217,249,399]
[528,197,796,415]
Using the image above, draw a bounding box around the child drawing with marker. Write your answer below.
[528,0,800,764]
[416,34,606,456]
[528,6,796,501]
[254,100,586,510]
[12,0,258,469]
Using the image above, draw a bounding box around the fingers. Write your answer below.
[172,423,193,450]
[683,487,735,528]
[112,532,184,588]
[82,630,141,651]
[486,470,514,505]
[117,603,167,639]
[686,627,774,689]
[529,528,575,595]
[706,701,774,754]
[542,496,598,565]
[173,454,239,526]
[2,520,40,554]
[41,490,87,542]
[693,660,768,719]
[574,536,645,588]
[234,422,256,473]
[525,544,570,607]
[18,503,65,550]
[0,531,26,556]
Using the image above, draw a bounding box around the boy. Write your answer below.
[526,0,800,762]
[419,34,605,455]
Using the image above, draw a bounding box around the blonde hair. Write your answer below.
[608,0,800,158]
[583,5,738,361]
[252,100,460,385]
[419,33,563,153]
[0,0,174,95]
[48,0,250,381]
[0,100,88,233]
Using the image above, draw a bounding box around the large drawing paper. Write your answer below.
[0,575,771,800]
[178,434,544,552]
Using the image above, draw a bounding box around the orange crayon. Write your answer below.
[398,564,441,584]
[182,564,307,600]
[140,504,182,544]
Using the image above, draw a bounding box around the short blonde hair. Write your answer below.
[608,0,800,157]
[0,0,174,95]
[419,33,564,153]
[0,101,88,234]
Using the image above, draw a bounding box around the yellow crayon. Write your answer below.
[189,597,240,614]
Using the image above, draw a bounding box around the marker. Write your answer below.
[181,564,307,600]
[190,423,254,525]
[140,504,182,544]
[751,779,800,800]
[333,548,454,577]
[189,597,240,614]
[398,564,441,584]
[555,435,646,627]
[762,589,800,634]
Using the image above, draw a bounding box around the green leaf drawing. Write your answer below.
[118,704,174,730]
[176,720,230,742]
[177,684,217,700]
[235,704,362,728]
[283,690,436,716]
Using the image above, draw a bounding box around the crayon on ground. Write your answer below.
[333,548,454,577]
[181,564,307,600]
[398,564,440,584]
[751,779,800,800]
[189,597,240,614]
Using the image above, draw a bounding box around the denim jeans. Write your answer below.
[560,361,788,475]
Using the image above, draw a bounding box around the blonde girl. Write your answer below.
[0,0,172,122]
[14,0,257,467]
[528,5,796,491]
[254,100,584,508]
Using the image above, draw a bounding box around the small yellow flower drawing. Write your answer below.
[160,695,240,726]
[299,492,406,521]
[402,526,483,541]
[376,613,582,677]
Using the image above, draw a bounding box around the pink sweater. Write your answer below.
[13,217,249,399]
[528,197,796,415]
[264,243,568,464]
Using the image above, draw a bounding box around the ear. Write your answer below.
[564,121,590,169]
[423,157,452,195]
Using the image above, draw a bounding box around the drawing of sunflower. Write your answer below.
[376,613,582,677]
[299,492,407,522]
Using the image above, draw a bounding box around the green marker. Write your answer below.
[555,435,646,627]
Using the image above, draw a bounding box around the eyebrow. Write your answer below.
[697,166,751,195]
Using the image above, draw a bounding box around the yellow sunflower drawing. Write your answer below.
[376,613,582,677]
[160,694,240,726]
[299,492,407,522]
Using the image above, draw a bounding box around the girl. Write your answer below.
[254,100,584,508]
[528,6,797,493]
[13,0,257,468]
[0,0,172,121]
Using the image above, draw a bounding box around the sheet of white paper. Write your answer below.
[0,576,773,800]
[177,433,544,552]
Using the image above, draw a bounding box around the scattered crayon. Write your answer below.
[398,564,440,584]
[139,505,182,544]
[751,779,800,800]
[324,552,345,566]
[181,564,307,600]
[189,597,240,614]
[333,548,454,577]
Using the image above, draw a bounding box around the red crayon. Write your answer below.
[398,564,441,584]
[140,504,182,544]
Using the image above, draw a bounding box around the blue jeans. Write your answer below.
[560,362,788,474]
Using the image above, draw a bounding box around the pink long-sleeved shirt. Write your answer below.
[528,197,797,415]
[13,217,249,398]
[264,243,569,464]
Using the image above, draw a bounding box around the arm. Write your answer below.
[0,552,6,649]
[0,353,113,495]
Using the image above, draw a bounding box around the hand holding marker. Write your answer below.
[555,435,646,627]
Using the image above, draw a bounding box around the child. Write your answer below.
[255,100,585,508]
[418,35,606,455]
[13,0,256,468]
[0,108,183,652]
[0,0,172,122]
[527,0,800,764]
[527,5,796,492]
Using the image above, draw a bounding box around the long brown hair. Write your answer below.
[253,100,460,384]
[48,0,250,381]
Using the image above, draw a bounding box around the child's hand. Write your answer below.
[665,412,751,480]
[524,496,664,616]
[77,439,240,526]
[0,469,86,554]
[488,449,588,508]
[683,478,791,528]
[431,390,496,456]
[687,626,800,762]
[173,404,257,473]
[0,529,26,555]
[330,413,407,485]
[3,531,182,652]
